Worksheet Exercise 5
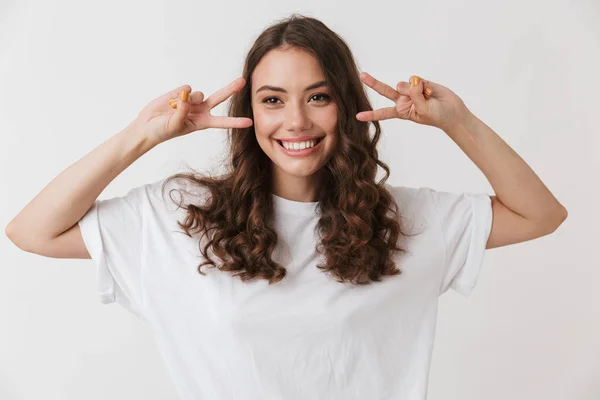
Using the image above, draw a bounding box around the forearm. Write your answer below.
[444,111,567,224]
[6,123,157,244]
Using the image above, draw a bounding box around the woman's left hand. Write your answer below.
[356,72,472,132]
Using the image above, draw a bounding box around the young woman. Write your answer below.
[6,14,567,400]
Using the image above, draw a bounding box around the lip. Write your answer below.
[273,135,325,142]
[274,137,324,157]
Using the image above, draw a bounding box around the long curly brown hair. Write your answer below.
[163,14,419,285]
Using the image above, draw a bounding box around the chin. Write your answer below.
[273,162,323,179]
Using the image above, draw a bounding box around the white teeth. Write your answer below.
[281,139,319,151]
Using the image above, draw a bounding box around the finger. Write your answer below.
[420,79,433,99]
[359,72,399,102]
[395,100,412,115]
[189,91,204,104]
[424,83,433,97]
[166,84,194,109]
[162,84,192,104]
[395,81,411,96]
[356,107,397,122]
[208,116,253,129]
[204,77,246,110]
[421,78,445,92]
[397,80,433,99]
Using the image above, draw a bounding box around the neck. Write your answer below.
[271,165,323,202]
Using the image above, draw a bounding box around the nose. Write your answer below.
[284,102,312,132]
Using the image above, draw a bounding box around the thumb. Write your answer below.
[408,76,427,109]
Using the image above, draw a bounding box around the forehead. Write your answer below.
[251,48,326,89]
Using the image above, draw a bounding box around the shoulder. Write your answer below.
[385,183,437,213]
[139,175,211,215]
[383,183,442,237]
[386,183,480,213]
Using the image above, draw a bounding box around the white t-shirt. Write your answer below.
[78,177,493,400]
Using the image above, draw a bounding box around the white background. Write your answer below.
[1,0,598,399]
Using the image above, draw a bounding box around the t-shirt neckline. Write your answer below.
[271,193,319,217]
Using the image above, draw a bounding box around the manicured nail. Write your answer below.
[171,103,178,109]
[411,76,421,86]
[180,90,189,102]
[425,88,432,95]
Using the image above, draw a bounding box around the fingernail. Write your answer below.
[425,88,432,95]
[180,91,189,102]
[411,76,421,86]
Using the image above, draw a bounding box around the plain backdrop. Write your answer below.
[1,0,598,399]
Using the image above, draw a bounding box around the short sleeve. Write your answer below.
[429,189,493,297]
[77,181,158,320]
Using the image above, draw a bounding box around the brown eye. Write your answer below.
[262,97,281,104]
[311,93,330,102]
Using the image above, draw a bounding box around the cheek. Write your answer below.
[253,112,280,139]
[320,109,339,138]
[253,114,277,152]
[321,109,339,151]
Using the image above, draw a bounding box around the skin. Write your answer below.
[250,47,339,203]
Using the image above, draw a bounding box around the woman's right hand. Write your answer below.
[131,77,254,145]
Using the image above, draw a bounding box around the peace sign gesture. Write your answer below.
[133,77,254,146]
[356,72,471,133]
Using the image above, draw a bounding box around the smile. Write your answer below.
[275,137,324,157]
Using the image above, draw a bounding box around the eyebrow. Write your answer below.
[255,80,328,94]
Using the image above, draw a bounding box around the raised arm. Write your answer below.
[5,124,156,256]
[5,78,253,258]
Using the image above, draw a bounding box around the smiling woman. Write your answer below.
[161,14,409,287]
[8,11,566,400]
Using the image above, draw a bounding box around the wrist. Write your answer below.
[117,123,159,160]
[444,107,477,137]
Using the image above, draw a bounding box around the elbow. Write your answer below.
[545,207,568,233]
[556,205,568,225]
[5,222,33,253]
[5,224,21,251]
[5,221,17,243]
[6,222,61,254]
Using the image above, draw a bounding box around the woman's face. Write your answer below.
[250,47,338,181]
